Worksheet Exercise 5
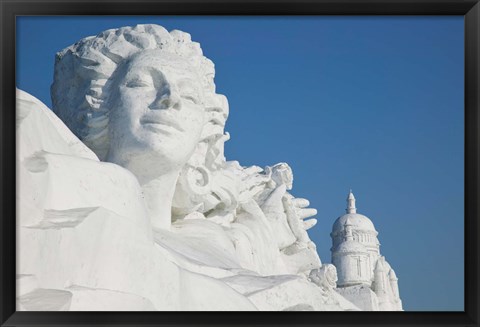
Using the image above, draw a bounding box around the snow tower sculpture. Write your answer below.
[331,191,403,311]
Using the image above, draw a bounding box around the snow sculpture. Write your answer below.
[309,264,338,291]
[51,26,217,230]
[17,88,257,311]
[330,191,403,311]
[17,24,361,311]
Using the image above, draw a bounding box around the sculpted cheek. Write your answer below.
[181,106,204,131]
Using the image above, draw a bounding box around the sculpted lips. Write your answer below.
[139,115,185,133]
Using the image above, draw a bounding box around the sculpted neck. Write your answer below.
[106,150,182,230]
[139,170,179,231]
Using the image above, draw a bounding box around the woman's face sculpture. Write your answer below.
[107,49,206,180]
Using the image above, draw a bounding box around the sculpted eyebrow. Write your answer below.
[179,78,196,88]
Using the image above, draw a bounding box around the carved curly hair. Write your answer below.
[51,24,222,161]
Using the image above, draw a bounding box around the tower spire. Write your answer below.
[346,190,357,214]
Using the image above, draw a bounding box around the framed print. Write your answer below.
[1,0,479,326]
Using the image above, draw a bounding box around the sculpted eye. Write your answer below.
[179,81,201,105]
[181,94,198,104]
[125,78,152,88]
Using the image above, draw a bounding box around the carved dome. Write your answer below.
[332,213,377,234]
[332,191,377,234]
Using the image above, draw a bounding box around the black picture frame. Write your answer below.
[1,0,478,326]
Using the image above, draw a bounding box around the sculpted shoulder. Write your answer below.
[17,88,98,161]
[17,89,148,230]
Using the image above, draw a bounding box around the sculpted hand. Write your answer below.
[261,184,297,249]
[261,182,319,248]
[282,195,317,244]
[290,197,318,231]
[281,193,322,274]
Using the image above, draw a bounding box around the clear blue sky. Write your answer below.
[17,16,464,311]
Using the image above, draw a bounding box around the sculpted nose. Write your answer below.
[149,88,180,110]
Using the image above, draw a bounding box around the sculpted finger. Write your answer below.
[292,198,309,208]
[298,208,317,220]
[303,219,317,230]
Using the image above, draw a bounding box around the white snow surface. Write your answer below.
[16,88,358,311]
